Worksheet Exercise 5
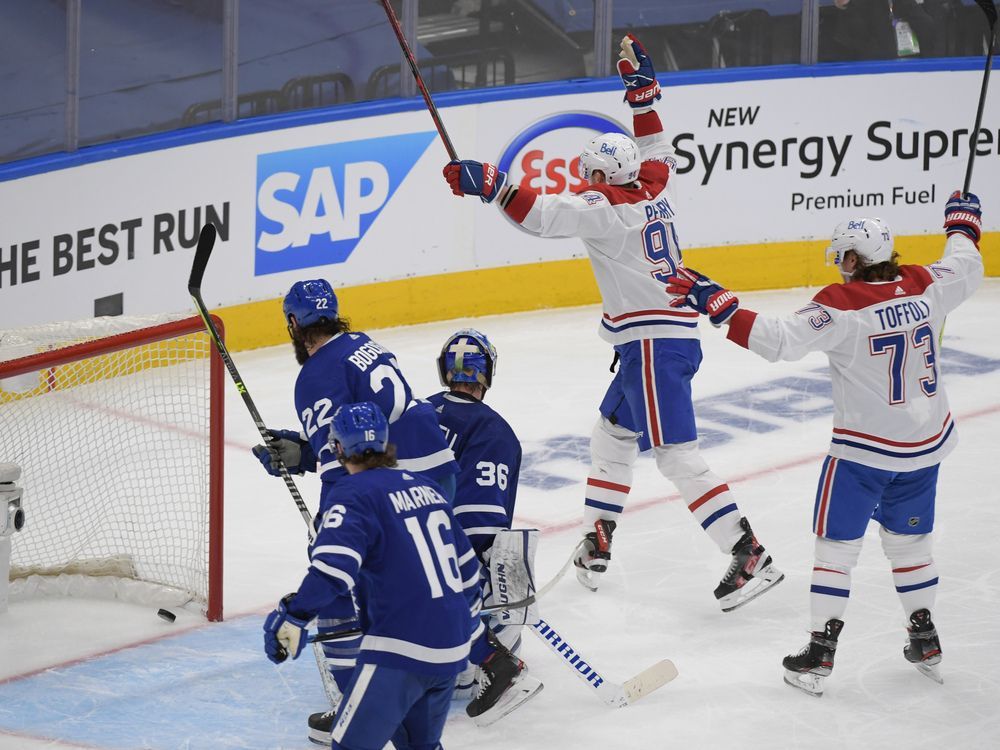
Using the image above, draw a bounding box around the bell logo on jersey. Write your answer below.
[254,132,437,275]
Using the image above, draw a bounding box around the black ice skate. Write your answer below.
[574,519,616,592]
[465,648,543,727]
[904,608,943,684]
[782,618,844,697]
[307,709,336,746]
[714,517,784,612]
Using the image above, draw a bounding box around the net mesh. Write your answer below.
[0,315,215,615]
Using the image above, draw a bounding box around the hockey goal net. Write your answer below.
[0,315,224,621]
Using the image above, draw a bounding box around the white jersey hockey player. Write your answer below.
[443,34,783,612]
[667,191,984,695]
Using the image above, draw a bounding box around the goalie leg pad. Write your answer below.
[488,529,540,627]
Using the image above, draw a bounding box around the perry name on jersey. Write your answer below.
[293,332,458,482]
[290,467,483,677]
[428,391,522,558]
[727,233,983,472]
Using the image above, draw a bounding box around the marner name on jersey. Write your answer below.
[389,484,448,514]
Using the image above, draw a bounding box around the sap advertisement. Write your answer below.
[0,67,996,326]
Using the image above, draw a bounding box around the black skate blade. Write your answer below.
[783,670,825,697]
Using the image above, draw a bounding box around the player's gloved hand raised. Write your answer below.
[617,34,661,111]
[252,429,316,476]
[943,190,982,243]
[443,160,507,204]
[263,594,311,664]
[666,267,740,327]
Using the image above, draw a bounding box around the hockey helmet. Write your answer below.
[437,328,497,389]
[329,401,389,459]
[579,133,641,186]
[283,279,338,328]
[825,218,894,267]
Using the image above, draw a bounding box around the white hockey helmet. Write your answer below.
[825,218,894,267]
[579,132,641,186]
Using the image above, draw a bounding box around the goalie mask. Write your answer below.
[579,133,641,186]
[437,328,497,389]
[825,218,894,267]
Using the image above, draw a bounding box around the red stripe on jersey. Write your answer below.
[503,185,538,223]
[633,111,664,138]
[813,567,847,575]
[892,563,930,573]
[603,308,700,322]
[832,413,952,448]
[587,477,631,494]
[816,458,838,537]
[642,340,662,446]
[811,266,933,311]
[726,309,758,349]
[688,483,730,512]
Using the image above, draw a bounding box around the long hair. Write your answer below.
[852,252,901,282]
[343,443,398,470]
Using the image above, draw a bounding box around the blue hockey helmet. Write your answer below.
[437,328,497,389]
[283,279,338,328]
[329,401,389,459]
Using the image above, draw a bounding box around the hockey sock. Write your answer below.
[880,528,938,619]
[582,417,637,534]
[582,473,630,531]
[809,536,862,632]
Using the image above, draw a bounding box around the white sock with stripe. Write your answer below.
[809,536,862,631]
[880,527,938,619]
[582,416,637,535]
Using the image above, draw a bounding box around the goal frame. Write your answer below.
[0,315,225,621]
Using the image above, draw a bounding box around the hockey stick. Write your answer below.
[531,618,678,707]
[188,224,341,704]
[377,0,459,160]
[963,0,998,194]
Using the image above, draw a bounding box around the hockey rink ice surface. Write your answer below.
[1,282,998,750]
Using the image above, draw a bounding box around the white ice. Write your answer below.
[1,282,998,750]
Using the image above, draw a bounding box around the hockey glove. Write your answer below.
[617,34,661,111]
[252,429,316,476]
[666,267,739,326]
[443,160,507,204]
[263,594,311,664]
[943,190,982,243]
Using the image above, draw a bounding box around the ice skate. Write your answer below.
[904,608,943,684]
[714,517,784,611]
[307,708,336,746]
[466,649,543,727]
[574,519,616,591]
[782,618,844,697]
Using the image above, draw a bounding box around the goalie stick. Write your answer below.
[531,618,677,707]
[187,223,341,704]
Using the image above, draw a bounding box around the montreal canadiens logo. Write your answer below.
[497,112,629,227]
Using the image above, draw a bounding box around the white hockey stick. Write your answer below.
[531,618,678,707]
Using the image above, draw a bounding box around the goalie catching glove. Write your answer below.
[443,160,507,203]
[252,429,316,476]
[666,267,740,326]
[263,593,310,664]
[617,34,661,112]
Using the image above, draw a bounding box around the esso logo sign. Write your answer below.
[497,113,629,210]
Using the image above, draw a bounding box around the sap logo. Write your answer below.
[599,142,617,156]
[254,132,436,276]
[497,113,629,232]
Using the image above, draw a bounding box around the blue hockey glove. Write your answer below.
[252,429,316,476]
[617,34,661,111]
[443,160,507,204]
[263,594,311,664]
[943,190,982,243]
[666,267,739,326]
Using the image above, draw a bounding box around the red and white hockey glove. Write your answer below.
[443,160,507,204]
[943,190,982,243]
[666,267,739,327]
[617,34,661,112]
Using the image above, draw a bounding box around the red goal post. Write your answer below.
[0,315,225,621]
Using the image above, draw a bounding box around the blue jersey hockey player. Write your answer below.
[263,402,482,750]
[426,329,543,723]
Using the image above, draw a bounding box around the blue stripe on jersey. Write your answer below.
[601,318,699,333]
[585,498,625,513]
[831,423,954,459]
[810,584,851,597]
[895,577,939,593]
[700,502,738,530]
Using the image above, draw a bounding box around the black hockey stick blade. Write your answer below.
[974,0,998,28]
[188,223,218,294]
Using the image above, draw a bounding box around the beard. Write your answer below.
[292,336,310,365]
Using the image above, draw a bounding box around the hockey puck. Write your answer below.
[157,608,177,623]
